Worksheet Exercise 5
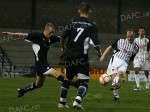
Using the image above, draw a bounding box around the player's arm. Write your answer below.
[100,45,112,62]
[90,39,102,58]
[147,38,150,59]
[100,39,118,62]
[90,23,103,58]
[94,45,103,58]
[2,32,27,37]
[60,21,71,54]
[60,38,65,55]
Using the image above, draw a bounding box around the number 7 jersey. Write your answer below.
[61,17,100,54]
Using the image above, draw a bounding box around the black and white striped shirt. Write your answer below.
[111,38,139,63]
[134,36,150,61]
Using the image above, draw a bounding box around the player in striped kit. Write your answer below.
[133,27,150,92]
[100,30,139,102]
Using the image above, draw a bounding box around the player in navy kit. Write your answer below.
[58,2,102,110]
[2,23,77,97]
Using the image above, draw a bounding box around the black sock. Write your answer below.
[57,75,65,83]
[60,79,70,104]
[69,80,79,88]
[77,83,88,99]
[23,82,37,93]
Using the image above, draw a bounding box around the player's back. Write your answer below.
[64,17,97,54]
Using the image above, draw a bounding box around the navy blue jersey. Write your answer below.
[24,32,60,68]
[61,17,100,55]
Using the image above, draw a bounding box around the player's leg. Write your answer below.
[109,57,127,102]
[73,77,89,111]
[58,66,74,108]
[144,70,149,91]
[73,60,89,111]
[111,73,121,90]
[44,68,65,82]
[143,61,150,91]
[46,68,78,88]
[133,60,141,91]
[134,67,140,91]
[108,57,123,91]
[18,74,46,97]
[111,71,122,102]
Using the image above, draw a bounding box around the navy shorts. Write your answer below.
[65,52,89,80]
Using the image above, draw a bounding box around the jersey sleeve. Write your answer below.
[147,38,150,51]
[90,23,100,46]
[111,39,119,49]
[130,54,136,61]
[24,32,39,42]
[130,44,139,61]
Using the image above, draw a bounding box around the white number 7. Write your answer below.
[74,28,84,42]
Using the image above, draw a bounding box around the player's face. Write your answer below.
[127,31,134,43]
[138,29,145,37]
[45,27,55,38]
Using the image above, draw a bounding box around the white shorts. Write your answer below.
[107,56,128,76]
[133,59,150,70]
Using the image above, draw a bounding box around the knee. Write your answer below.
[134,68,139,74]
[78,79,89,88]
[62,79,70,89]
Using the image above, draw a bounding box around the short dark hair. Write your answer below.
[78,2,91,14]
[44,23,55,31]
[138,26,145,30]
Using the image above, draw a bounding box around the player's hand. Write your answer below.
[61,48,65,55]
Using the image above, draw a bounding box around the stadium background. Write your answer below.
[0,0,150,78]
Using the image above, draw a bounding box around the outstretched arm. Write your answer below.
[100,45,112,62]
[2,32,27,37]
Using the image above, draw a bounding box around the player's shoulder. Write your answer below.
[73,17,97,26]
[118,38,126,41]
[28,32,42,36]
[87,19,97,26]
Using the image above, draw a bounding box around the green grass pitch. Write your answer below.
[0,77,150,112]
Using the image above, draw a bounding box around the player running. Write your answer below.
[2,23,77,97]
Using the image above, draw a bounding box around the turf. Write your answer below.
[0,77,150,112]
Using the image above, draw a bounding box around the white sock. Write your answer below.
[112,76,120,98]
[145,76,149,89]
[112,76,120,86]
[134,74,140,88]
[113,89,119,98]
